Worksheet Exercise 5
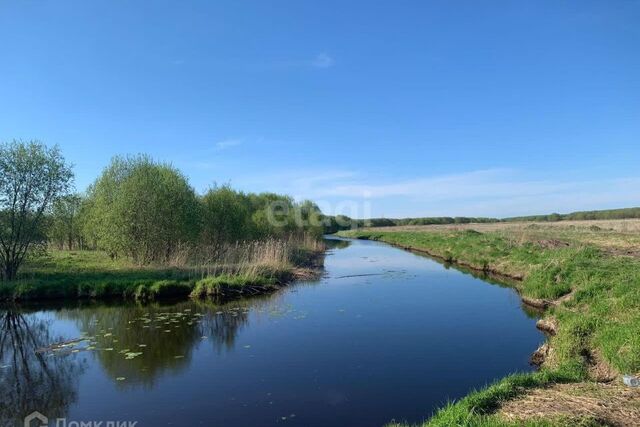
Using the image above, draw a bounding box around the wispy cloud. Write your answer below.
[233,168,640,218]
[214,139,242,151]
[311,53,334,68]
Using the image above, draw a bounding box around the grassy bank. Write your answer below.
[338,224,640,426]
[0,239,324,302]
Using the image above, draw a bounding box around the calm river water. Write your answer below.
[1,237,543,426]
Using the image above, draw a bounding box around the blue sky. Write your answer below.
[1,0,639,218]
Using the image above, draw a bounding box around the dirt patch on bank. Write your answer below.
[537,239,571,249]
[499,382,640,426]
[605,247,640,259]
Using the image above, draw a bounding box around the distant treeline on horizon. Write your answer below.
[330,207,640,231]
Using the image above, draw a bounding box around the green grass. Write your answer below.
[0,249,311,302]
[400,371,591,427]
[0,250,195,301]
[338,228,640,426]
[190,265,293,299]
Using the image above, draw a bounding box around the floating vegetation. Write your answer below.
[124,352,143,360]
[36,337,92,354]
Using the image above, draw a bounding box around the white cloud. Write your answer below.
[311,53,334,68]
[232,168,640,218]
[214,139,242,151]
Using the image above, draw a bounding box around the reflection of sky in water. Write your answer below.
[1,238,543,427]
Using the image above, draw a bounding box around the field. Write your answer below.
[364,218,640,249]
[338,219,640,426]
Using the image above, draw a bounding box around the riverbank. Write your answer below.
[0,242,324,302]
[338,223,640,426]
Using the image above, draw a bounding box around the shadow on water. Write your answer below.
[405,249,543,319]
[0,309,85,425]
[323,236,351,250]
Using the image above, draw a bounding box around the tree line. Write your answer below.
[0,140,326,280]
[52,155,327,264]
[3,139,639,281]
[502,207,640,223]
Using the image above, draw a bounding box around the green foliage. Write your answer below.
[0,140,74,280]
[412,371,587,427]
[200,185,254,244]
[326,207,640,233]
[323,216,500,232]
[48,194,84,249]
[200,187,324,243]
[134,280,194,301]
[190,274,277,298]
[0,250,194,301]
[80,156,325,264]
[0,236,323,301]
[504,207,640,222]
[83,155,200,263]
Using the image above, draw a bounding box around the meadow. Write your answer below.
[1,236,324,302]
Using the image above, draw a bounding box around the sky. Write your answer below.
[1,0,639,219]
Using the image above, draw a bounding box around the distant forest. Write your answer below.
[327,207,640,231]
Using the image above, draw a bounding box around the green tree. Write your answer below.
[200,185,253,245]
[0,140,73,280]
[85,155,199,263]
[248,193,296,238]
[49,194,83,250]
[294,200,324,238]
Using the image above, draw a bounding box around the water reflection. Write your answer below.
[406,249,542,319]
[0,309,85,424]
[323,236,351,250]
[0,294,300,423]
[0,238,542,427]
[54,298,281,385]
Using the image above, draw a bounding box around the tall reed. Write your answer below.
[169,234,325,280]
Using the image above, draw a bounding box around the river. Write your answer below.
[0,237,543,426]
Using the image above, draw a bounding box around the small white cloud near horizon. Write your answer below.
[214,139,242,151]
[311,53,334,68]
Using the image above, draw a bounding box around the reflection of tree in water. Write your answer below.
[195,297,269,352]
[59,303,205,386]
[51,288,300,387]
[0,310,84,425]
[412,250,541,319]
[325,238,351,250]
[57,297,278,385]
